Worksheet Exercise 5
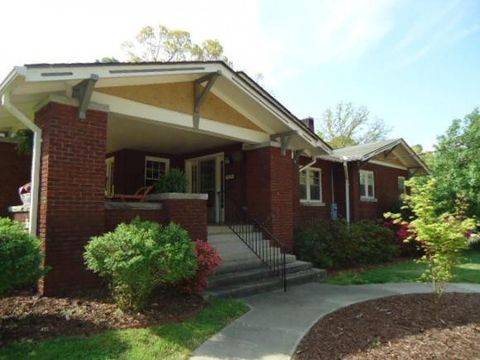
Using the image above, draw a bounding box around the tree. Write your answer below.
[386,178,476,297]
[431,108,480,218]
[319,102,391,149]
[121,25,231,64]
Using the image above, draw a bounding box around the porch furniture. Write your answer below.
[110,185,154,202]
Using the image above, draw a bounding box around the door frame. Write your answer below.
[185,152,225,224]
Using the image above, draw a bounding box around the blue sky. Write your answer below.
[0,0,478,149]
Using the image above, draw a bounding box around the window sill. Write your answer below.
[300,200,326,207]
[360,197,378,203]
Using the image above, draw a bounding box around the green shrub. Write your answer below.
[84,220,197,311]
[295,220,398,269]
[0,217,43,295]
[155,169,187,193]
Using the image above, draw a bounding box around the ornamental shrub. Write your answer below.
[0,217,43,295]
[295,220,398,269]
[192,240,222,291]
[84,220,197,311]
[385,178,477,297]
[155,168,187,193]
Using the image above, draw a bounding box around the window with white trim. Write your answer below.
[398,176,406,195]
[359,170,375,200]
[145,156,169,187]
[300,168,322,202]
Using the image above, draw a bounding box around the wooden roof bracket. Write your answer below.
[72,74,99,120]
[270,130,298,155]
[193,71,220,128]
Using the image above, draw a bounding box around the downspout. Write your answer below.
[1,92,42,236]
[342,157,351,223]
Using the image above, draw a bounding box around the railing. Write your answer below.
[225,201,287,292]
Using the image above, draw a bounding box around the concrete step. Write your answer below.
[216,254,297,274]
[208,260,313,289]
[207,268,327,298]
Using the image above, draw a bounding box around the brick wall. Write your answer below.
[0,142,31,217]
[294,157,334,228]
[105,209,166,232]
[162,199,208,241]
[36,102,108,296]
[9,211,29,224]
[245,146,296,252]
[332,162,409,222]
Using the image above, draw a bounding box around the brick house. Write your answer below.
[0,62,428,295]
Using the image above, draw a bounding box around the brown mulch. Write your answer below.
[295,293,480,360]
[0,287,205,346]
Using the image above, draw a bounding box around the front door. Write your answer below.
[186,153,224,224]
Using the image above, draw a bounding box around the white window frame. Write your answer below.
[359,170,376,201]
[398,176,406,196]
[144,156,170,186]
[300,167,324,205]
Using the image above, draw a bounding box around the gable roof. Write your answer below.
[325,138,429,175]
[0,61,331,155]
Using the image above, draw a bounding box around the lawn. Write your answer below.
[0,297,248,360]
[327,250,480,285]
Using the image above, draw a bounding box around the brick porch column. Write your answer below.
[35,102,108,296]
[245,146,296,252]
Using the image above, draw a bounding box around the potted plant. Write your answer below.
[19,183,31,206]
[154,169,187,194]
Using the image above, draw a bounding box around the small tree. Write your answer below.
[386,178,476,296]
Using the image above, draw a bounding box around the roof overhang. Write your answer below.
[0,62,330,156]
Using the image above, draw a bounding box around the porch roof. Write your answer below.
[321,138,429,175]
[0,61,330,157]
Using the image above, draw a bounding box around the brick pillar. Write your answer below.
[245,147,296,252]
[36,102,107,296]
[162,199,208,241]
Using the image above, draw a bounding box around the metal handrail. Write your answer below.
[225,200,287,292]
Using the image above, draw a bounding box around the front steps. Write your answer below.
[207,226,326,298]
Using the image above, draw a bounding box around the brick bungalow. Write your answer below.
[0,61,427,295]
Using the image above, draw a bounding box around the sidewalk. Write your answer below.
[191,282,480,360]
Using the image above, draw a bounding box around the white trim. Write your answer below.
[105,156,115,196]
[368,159,408,170]
[144,156,170,186]
[359,169,375,200]
[300,200,326,207]
[299,167,323,202]
[398,176,407,195]
[91,91,269,144]
[147,193,208,201]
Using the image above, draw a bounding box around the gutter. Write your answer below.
[1,91,42,236]
[343,157,351,223]
[299,156,318,172]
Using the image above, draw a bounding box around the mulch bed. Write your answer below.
[0,287,205,347]
[295,293,480,360]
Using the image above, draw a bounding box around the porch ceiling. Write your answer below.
[107,114,236,154]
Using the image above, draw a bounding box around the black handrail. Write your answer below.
[225,200,287,292]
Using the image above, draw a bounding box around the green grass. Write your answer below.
[327,250,480,285]
[0,297,248,360]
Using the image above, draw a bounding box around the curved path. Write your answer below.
[191,282,480,360]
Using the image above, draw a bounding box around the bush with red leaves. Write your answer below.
[384,219,422,257]
[180,240,222,294]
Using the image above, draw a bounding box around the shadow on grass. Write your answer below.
[0,298,248,360]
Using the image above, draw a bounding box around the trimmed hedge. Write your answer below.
[295,220,398,269]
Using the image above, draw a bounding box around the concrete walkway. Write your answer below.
[191,282,480,360]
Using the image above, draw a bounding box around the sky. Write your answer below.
[0,0,478,149]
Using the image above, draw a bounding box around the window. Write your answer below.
[398,176,406,195]
[300,168,322,202]
[145,156,169,186]
[359,170,375,200]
